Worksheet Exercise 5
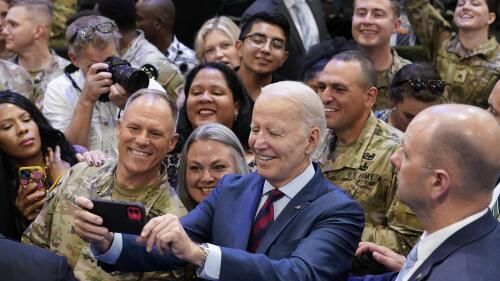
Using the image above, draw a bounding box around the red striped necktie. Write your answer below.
[248,188,285,253]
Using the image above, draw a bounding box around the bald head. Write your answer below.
[136,0,175,27]
[409,104,500,194]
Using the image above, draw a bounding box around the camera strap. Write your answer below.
[64,64,82,92]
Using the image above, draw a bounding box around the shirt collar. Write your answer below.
[416,208,489,262]
[283,0,295,9]
[262,162,315,199]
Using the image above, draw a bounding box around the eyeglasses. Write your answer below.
[398,79,446,95]
[242,33,286,51]
[69,22,117,43]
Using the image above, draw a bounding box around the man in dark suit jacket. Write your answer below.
[241,0,329,80]
[74,81,365,281]
[350,104,500,281]
[0,234,76,281]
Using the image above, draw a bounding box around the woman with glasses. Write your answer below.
[165,62,253,188]
[177,123,249,211]
[404,0,499,108]
[375,63,446,132]
[194,16,241,68]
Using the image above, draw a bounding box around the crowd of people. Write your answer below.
[0,0,499,280]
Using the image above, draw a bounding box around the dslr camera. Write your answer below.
[98,56,149,102]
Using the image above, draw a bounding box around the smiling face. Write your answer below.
[352,0,400,49]
[317,59,375,135]
[249,94,315,187]
[186,67,239,129]
[185,139,238,203]
[0,103,42,164]
[453,0,495,31]
[203,30,240,68]
[238,21,288,75]
[117,95,178,178]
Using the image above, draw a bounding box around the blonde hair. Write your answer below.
[194,16,240,62]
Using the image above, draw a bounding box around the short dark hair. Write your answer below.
[330,50,376,88]
[300,37,358,82]
[389,63,445,104]
[239,12,290,41]
[97,0,136,31]
[175,62,253,153]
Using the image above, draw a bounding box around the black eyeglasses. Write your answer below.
[398,79,446,95]
[69,22,117,43]
[242,33,286,51]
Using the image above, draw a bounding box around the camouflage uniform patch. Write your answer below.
[22,160,189,281]
[405,0,500,108]
[318,113,423,263]
[121,31,184,100]
[0,59,34,99]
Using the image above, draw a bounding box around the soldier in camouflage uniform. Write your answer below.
[316,51,423,275]
[98,0,184,100]
[50,0,76,43]
[404,0,500,107]
[2,0,69,109]
[23,90,190,281]
[0,58,34,99]
[352,0,411,109]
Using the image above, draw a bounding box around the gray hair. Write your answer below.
[123,89,179,132]
[261,81,327,140]
[178,123,249,210]
[66,15,121,58]
[194,16,240,62]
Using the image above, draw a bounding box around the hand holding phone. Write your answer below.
[89,198,146,235]
[16,166,47,220]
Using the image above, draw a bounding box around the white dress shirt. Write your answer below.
[95,163,316,280]
[283,0,320,50]
[400,208,489,281]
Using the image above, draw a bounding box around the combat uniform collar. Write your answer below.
[446,35,498,59]
[377,48,411,90]
[88,159,170,214]
[326,112,378,170]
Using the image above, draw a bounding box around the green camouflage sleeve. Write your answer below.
[361,165,423,255]
[404,0,453,59]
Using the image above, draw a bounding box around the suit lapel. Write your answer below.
[256,164,325,253]
[409,212,497,281]
[273,0,305,54]
[232,175,266,250]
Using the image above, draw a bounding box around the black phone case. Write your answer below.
[90,199,146,235]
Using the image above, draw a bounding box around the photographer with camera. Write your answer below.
[43,15,164,158]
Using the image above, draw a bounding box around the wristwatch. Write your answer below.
[196,243,210,275]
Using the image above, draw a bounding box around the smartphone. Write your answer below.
[90,199,146,235]
[19,166,46,191]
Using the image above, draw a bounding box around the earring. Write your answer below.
[234,111,239,122]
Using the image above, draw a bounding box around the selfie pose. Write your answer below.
[22,90,188,281]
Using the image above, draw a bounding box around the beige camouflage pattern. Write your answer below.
[22,160,188,281]
[405,0,500,107]
[50,0,76,42]
[8,50,69,109]
[319,113,423,257]
[121,31,184,100]
[0,59,34,99]
[374,49,411,110]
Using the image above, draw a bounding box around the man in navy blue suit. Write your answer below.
[74,81,365,281]
[350,104,500,281]
[0,234,76,281]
